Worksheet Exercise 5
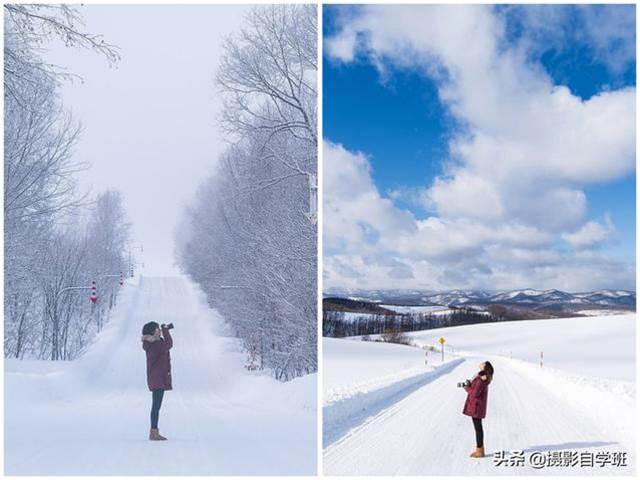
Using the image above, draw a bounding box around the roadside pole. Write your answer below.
[438,337,446,362]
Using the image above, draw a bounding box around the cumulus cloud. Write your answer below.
[323,141,632,292]
[323,5,635,292]
[562,216,614,249]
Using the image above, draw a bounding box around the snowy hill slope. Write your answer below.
[323,315,635,475]
[405,314,635,381]
[5,276,316,475]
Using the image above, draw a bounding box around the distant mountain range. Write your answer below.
[323,288,636,312]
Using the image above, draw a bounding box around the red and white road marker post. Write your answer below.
[90,281,97,304]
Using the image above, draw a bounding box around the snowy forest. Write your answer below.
[175,5,317,381]
[323,309,498,338]
[4,5,131,360]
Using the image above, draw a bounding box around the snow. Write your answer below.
[5,276,316,475]
[406,314,635,381]
[576,309,630,316]
[379,304,450,314]
[335,305,489,322]
[323,314,635,475]
[323,337,451,404]
[339,311,379,322]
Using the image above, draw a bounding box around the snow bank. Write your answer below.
[324,337,433,402]
[323,338,463,447]
[271,373,317,412]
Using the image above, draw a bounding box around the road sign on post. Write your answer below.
[438,337,446,362]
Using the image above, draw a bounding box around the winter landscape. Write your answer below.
[6,276,315,475]
[4,4,317,475]
[323,313,635,475]
[323,3,635,476]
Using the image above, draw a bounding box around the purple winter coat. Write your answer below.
[462,374,489,419]
[142,327,173,391]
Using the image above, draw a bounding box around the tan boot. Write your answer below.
[470,447,485,458]
[149,428,168,441]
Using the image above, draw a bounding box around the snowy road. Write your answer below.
[324,351,634,475]
[5,276,316,475]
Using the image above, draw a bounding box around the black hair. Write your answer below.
[482,361,494,382]
[142,321,159,336]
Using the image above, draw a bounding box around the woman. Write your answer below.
[462,361,494,458]
[141,321,173,441]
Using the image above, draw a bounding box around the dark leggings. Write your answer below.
[151,389,165,429]
[472,417,484,448]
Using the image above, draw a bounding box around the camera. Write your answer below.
[457,379,471,388]
[162,323,174,330]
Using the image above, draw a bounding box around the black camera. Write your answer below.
[162,323,174,330]
[457,379,471,388]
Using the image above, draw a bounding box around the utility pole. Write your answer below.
[306,173,317,225]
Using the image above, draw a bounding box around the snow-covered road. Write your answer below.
[324,345,634,475]
[5,276,316,475]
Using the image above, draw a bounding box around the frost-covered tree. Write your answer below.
[177,5,317,380]
[4,5,127,360]
[4,4,119,103]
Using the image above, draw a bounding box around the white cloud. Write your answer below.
[562,216,614,249]
[324,27,358,62]
[323,142,631,292]
[323,5,635,291]
[323,142,416,254]
[506,4,636,76]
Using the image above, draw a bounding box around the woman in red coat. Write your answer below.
[141,322,173,441]
[462,361,494,458]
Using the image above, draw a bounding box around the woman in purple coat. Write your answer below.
[141,321,173,441]
[462,361,494,458]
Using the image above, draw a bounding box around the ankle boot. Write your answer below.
[149,428,168,441]
[470,447,484,458]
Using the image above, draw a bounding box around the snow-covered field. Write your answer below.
[5,276,316,475]
[339,311,384,322]
[575,309,631,316]
[324,337,455,404]
[379,304,451,314]
[405,315,635,381]
[323,314,635,475]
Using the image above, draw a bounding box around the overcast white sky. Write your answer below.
[44,5,250,275]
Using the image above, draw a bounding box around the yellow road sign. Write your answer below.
[438,337,446,344]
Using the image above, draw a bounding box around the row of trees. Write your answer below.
[176,5,317,381]
[4,5,130,360]
[323,309,498,338]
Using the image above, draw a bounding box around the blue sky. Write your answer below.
[323,4,635,292]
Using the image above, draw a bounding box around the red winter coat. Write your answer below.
[462,374,490,419]
[142,327,173,391]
